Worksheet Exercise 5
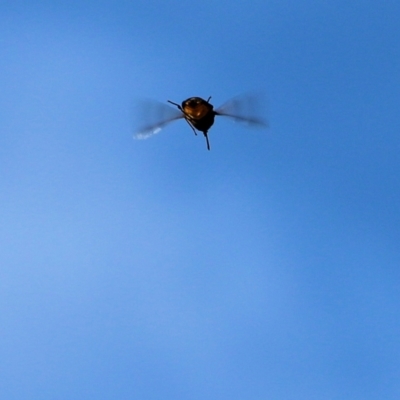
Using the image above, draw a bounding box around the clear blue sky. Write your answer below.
[1,1,400,399]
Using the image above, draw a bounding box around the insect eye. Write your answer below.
[182,98,202,108]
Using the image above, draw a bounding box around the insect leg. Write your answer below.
[184,118,198,136]
[168,100,197,135]
[167,100,183,112]
[203,132,211,150]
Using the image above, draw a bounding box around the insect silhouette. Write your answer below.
[135,94,267,150]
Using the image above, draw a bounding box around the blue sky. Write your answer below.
[1,1,399,399]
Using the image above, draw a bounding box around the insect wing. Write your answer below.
[215,93,267,127]
[134,100,184,139]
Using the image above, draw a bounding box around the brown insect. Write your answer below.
[135,94,266,150]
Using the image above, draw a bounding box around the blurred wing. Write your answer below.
[215,93,268,127]
[134,99,184,139]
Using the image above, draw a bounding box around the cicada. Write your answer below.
[134,94,267,150]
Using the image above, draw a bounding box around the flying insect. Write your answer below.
[135,94,267,150]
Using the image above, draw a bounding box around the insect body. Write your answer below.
[168,97,215,150]
[135,94,266,150]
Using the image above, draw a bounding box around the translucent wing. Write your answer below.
[215,93,268,127]
[134,99,184,139]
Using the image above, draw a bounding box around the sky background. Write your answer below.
[1,1,400,399]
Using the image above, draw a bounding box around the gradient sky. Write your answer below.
[1,1,400,399]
